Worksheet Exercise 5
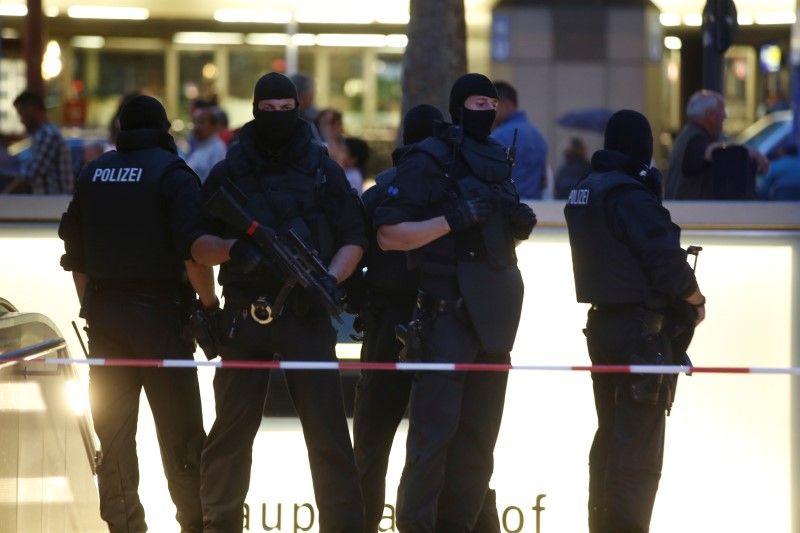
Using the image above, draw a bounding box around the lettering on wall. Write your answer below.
[242,495,547,532]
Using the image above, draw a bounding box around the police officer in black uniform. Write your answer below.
[564,110,706,533]
[373,74,536,533]
[354,104,502,533]
[190,72,366,533]
[59,95,216,532]
[353,104,436,531]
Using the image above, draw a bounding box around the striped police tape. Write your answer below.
[7,355,800,375]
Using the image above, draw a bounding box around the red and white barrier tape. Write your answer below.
[6,356,800,375]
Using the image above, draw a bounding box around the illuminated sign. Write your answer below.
[760,44,783,73]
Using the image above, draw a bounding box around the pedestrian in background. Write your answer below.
[665,90,767,199]
[186,102,227,183]
[555,136,592,200]
[2,91,73,194]
[491,80,548,199]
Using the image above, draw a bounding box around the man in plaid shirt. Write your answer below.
[3,91,73,194]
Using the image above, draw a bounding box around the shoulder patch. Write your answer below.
[387,185,400,197]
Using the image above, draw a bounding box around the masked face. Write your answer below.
[460,95,498,141]
[253,98,298,144]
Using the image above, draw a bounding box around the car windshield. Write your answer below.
[740,121,787,149]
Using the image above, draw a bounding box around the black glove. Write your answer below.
[228,239,266,274]
[188,299,222,360]
[511,202,537,240]
[444,197,493,232]
[319,273,347,308]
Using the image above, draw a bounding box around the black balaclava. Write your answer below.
[449,73,498,141]
[402,104,444,145]
[116,95,177,153]
[119,95,170,131]
[603,109,653,168]
[252,72,299,144]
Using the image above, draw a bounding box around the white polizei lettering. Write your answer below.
[93,167,144,183]
[567,188,590,206]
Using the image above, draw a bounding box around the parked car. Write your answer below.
[735,110,794,160]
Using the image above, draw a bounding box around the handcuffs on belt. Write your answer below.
[249,296,274,325]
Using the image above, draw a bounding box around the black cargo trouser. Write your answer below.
[585,307,670,533]
[396,310,508,533]
[200,305,364,533]
[353,303,501,533]
[353,301,414,532]
[87,290,205,533]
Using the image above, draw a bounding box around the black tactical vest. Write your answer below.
[412,131,519,270]
[217,135,336,289]
[77,146,194,281]
[414,128,524,354]
[564,170,652,305]
[362,167,418,295]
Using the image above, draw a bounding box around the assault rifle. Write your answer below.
[206,187,344,323]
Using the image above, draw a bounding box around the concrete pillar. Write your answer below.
[214,46,229,104]
[165,44,179,120]
[24,0,44,95]
[362,48,377,129]
[315,48,330,108]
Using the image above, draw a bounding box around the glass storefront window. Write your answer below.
[328,49,365,133]
[72,49,165,130]
[375,54,402,131]
[178,50,215,121]
[224,48,315,128]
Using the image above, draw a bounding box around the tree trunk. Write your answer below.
[402,0,467,122]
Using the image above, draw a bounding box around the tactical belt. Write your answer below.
[223,286,322,322]
[91,279,185,299]
[416,289,464,315]
[590,303,664,335]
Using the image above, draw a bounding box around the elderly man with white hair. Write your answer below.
[665,90,767,199]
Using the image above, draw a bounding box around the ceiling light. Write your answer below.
[664,36,682,50]
[0,4,26,16]
[683,13,703,27]
[42,40,62,80]
[67,6,149,20]
[316,34,387,47]
[659,13,681,27]
[385,34,408,48]
[755,12,796,25]
[71,36,105,49]
[45,5,59,17]
[737,13,754,26]
[296,11,373,24]
[213,9,291,24]
[173,32,244,45]
[245,33,289,46]
[292,34,317,46]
